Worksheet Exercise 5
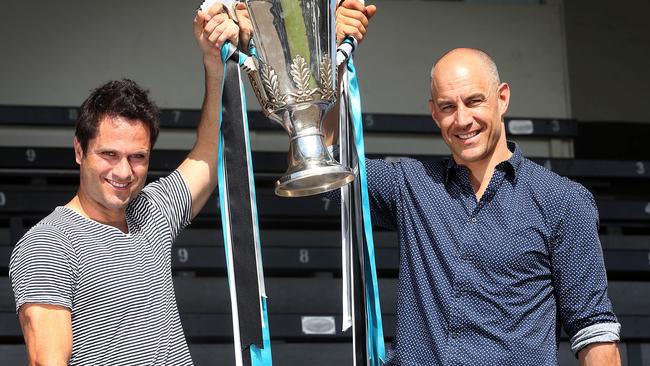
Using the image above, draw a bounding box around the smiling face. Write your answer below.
[73,116,151,222]
[429,49,510,170]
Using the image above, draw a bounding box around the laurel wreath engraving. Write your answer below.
[260,63,287,109]
[252,55,336,110]
[319,58,335,102]
[289,55,317,103]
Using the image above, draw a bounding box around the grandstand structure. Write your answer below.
[0,107,649,365]
[2,0,650,364]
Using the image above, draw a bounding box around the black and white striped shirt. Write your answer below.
[10,171,194,365]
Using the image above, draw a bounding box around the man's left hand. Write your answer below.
[336,0,377,44]
[193,3,240,74]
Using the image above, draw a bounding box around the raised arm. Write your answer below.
[19,304,72,365]
[323,0,376,147]
[177,4,241,218]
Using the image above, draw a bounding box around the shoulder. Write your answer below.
[130,170,189,209]
[13,209,76,253]
[520,157,583,197]
[10,209,77,273]
[519,157,596,224]
[368,157,447,177]
[365,157,447,202]
[18,209,74,243]
[524,157,590,191]
[398,157,448,188]
[137,171,188,200]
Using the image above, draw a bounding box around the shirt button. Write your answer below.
[470,217,477,223]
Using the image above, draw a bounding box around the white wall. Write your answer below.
[354,1,570,118]
[0,0,569,118]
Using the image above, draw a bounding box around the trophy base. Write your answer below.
[275,165,355,197]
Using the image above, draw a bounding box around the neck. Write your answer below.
[66,194,128,233]
[464,141,512,200]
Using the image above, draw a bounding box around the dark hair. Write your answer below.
[75,79,160,153]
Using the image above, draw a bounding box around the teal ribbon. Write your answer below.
[346,52,386,365]
[218,42,273,366]
[250,297,272,365]
[216,43,231,286]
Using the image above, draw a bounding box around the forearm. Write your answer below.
[20,304,72,366]
[184,6,242,217]
[24,334,70,366]
[324,0,376,146]
[181,60,222,218]
[578,342,621,366]
[194,58,223,154]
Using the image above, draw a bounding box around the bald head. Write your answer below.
[427,48,511,170]
[430,48,500,97]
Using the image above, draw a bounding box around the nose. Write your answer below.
[112,157,133,180]
[456,104,473,129]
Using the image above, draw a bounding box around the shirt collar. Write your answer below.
[444,141,522,184]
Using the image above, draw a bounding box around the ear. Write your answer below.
[73,137,84,165]
[428,99,441,129]
[497,82,510,118]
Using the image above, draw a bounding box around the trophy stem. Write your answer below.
[275,133,354,197]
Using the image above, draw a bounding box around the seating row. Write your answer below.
[1,223,648,276]
[1,185,648,225]
[0,242,640,276]
[3,341,646,366]
[1,277,649,339]
[0,105,577,137]
[1,146,649,179]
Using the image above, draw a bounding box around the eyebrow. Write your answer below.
[95,148,150,155]
[130,151,150,156]
[464,93,487,101]
[435,98,454,106]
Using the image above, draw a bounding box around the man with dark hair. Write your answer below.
[9,5,240,365]
[75,78,161,154]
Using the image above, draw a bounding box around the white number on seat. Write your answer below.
[25,148,36,163]
[177,248,189,263]
[299,249,310,264]
[635,161,645,175]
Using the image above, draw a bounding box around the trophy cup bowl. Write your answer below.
[244,0,354,197]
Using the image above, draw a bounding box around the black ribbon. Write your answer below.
[221,56,263,364]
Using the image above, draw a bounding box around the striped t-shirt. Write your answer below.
[10,171,194,365]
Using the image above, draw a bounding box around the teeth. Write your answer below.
[458,131,479,139]
[106,179,128,188]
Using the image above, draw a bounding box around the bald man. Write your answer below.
[326,46,621,365]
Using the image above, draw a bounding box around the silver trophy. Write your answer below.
[242,0,354,197]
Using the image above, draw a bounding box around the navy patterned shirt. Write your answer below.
[365,142,619,366]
